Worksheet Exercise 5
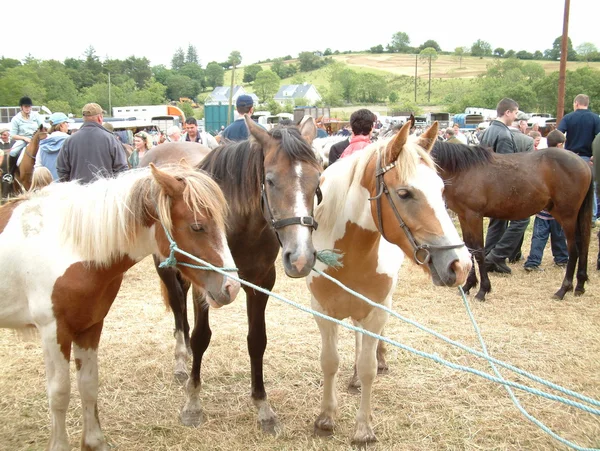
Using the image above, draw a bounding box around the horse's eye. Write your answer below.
[266,179,275,187]
[190,223,204,232]
[397,189,411,199]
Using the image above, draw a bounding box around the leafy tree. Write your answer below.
[0,57,21,76]
[205,62,224,88]
[243,64,263,83]
[419,40,441,52]
[370,44,384,53]
[389,91,399,103]
[298,52,324,72]
[323,48,333,56]
[419,48,438,102]
[253,70,280,102]
[0,64,46,106]
[515,50,533,60]
[165,74,199,100]
[271,58,297,78]
[186,44,199,65]
[171,47,185,70]
[533,50,543,60]
[152,65,172,85]
[389,32,410,53]
[321,81,344,107]
[265,99,282,115]
[46,100,72,115]
[505,49,516,58]
[179,62,205,89]
[179,101,194,118]
[228,51,242,68]
[38,60,78,109]
[336,68,358,102]
[522,62,545,82]
[546,36,577,61]
[577,42,598,63]
[123,56,152,89]
[494,48,505,58]
[355,73,389,103]
[471,39,492,57]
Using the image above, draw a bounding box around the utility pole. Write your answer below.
[108,72,112,115]
[227,64,237,126]
[556,0,570,123]
[414,54,417,102]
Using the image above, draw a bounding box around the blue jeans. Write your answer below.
[580,156,597,220]
[524,217,569,268]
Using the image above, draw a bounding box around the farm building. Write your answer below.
[274,83,322,106]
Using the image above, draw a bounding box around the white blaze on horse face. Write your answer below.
[293,162,311,249]
[411,164,469,259]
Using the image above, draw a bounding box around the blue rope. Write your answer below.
[159,230,599,450]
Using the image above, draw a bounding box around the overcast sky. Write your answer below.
[4,1,599,68]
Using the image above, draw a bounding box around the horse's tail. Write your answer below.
[575,173,594,268]
[160,279,172,312]
[30,167,53,191]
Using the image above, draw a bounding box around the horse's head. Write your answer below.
[150,164,240,307]
[367,121,472,287]
[246,115,322,278]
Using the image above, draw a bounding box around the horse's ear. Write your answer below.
[38,124,45,132]
[385,121,412,164]
[178,157,193,169]
[417,121,439,153]
[299,115,317,145]
[150,163,183,197]
[245,114,271,148]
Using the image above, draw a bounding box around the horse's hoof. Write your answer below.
[259,417,281,436]
[351,424,377,447]
[574,289,585,297]
[347,377,361,394]
[180,408,204,427]
[314,415,335,437]
[475,292,487,302]
[553,291,566,301]
[174,370,189,384]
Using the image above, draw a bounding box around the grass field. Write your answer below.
[1,220,599,450]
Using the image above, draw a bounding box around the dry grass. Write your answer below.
[1,226,599,450]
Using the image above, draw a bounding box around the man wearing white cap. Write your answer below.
[56,103,128,184]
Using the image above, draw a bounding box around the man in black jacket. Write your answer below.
[480,98,530,274]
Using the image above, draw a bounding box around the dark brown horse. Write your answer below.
[142,116,322,432]
[432,141,593,301]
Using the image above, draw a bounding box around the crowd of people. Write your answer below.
[2,94,599,276]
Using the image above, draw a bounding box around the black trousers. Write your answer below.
[484,218,530,261]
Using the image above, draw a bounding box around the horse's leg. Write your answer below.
[246,265,280,435]
[347,327,363,393]
[39,323,72,451]
[352,308,388,445]
[73,322,108,451]
[313,308,339,437]
[153,255,191,383]
[376,336,388,374]
[180,288,211,427]
[462,214,490,301]
[554,220,578,300]
[574,192,592,296]
[458,215,479,294]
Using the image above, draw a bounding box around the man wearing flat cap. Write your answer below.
[222,94,258,142]
[56,103,128,183]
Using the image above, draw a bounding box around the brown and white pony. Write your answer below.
[14,125,47,192]
[306,122,472,444]
[0,165,240,451]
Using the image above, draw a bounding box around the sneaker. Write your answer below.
[524,265,544,272]
[554,262,568,268]
[485,254,512,274]
[2,173,13,183]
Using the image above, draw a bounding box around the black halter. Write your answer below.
[368,151,465,265]
[260,182,321,246]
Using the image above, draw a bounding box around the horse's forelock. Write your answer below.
[271,126,320,167]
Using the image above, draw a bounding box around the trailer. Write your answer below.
[112,105,185,132]
[452,113,484,130]
[293,106,330,124]
[427,112,451,129]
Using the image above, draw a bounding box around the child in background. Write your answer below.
[523,130,569,271]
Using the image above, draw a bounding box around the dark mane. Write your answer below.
[198,127,319,216]
[432,141,495,174]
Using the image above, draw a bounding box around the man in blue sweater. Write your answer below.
[558,94,600,222]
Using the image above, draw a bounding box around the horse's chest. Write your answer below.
[309,222,398,321]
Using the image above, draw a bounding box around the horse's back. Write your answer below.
[140,142,212,168]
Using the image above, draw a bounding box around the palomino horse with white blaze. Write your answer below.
[306,122,472,445]
[0,165,239,451]
[142,116,323,432]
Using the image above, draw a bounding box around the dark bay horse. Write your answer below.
[143,116,322,432]
[0,165,239,450]
[432,141,593,301]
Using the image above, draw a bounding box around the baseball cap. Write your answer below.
[48,112,74,125]
[82,103,104,116]
[236,95,253,108]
